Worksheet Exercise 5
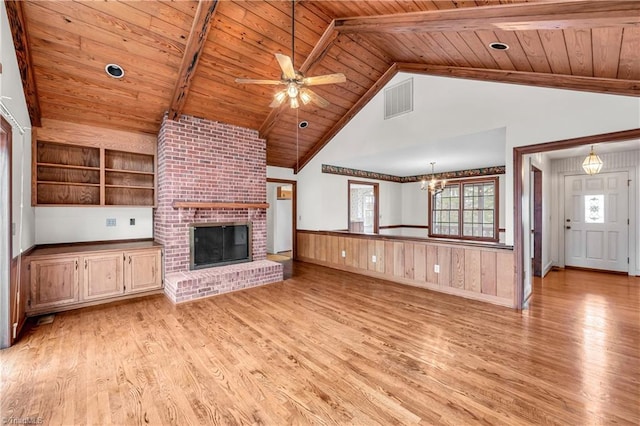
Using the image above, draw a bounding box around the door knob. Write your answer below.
[566,226,571,229]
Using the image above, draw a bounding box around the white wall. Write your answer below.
[550,149,640,276]
[1,1,35,257]
[296,73,640,245]
[266,183,278,253]
[401,182,428,226]
[35,207,153,244]
[296,170,403,231]
[267,166,296,181]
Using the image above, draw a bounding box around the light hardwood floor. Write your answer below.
[1,263,638,425]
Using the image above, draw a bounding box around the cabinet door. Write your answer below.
[83,253,124,301]
[30,257,79,310]
[124,249,162,293]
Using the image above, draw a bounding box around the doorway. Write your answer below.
[514,128,640,308]
[266,179,296,262]
[348,180,379,234]
[1,116,12,348]
[531,166,542,277]
[564,171,629,273]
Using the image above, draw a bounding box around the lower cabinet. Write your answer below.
[30,257,80,310]
[124,250,162,294]
[27,244,162,315]
[83,253,125,301]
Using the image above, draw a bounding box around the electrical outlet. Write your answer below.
[371,255,377,263]
[106,218,117,227]
[341,250,346,258]
[130,218,136,226]
[434,264,440,274]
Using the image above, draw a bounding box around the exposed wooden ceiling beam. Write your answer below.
[296,63,399,173]
[334,1,640,33]
[259,20,339,138]
[396,63,640,97]
[5,0,41,127]
[168,0,218,121]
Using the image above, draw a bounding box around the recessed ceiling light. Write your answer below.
[105,63,125,79]
[298,121,309,129]
[489,42,509,51]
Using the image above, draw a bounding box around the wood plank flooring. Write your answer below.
[1,263,638,425]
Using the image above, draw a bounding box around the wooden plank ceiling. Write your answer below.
[8,0,640,171]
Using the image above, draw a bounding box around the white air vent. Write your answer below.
[384,78,413,119]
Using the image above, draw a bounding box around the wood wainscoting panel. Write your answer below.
[437,247,452,287]
[358,239,369,270]
[316,234,328,263]
[393,242,404,278]
[451,248,465,289]
[464,250,482,293]
[375,240,385,274]
[297,233,309,259]
[367,240,376,271]
[426,246,438,284]
[384,241,394,276]
[329,236,340,265]
[413,244,427,282]
[404,242,414,280]
[481,251,498,296]
[497,251,516,301]
[295,231,516,308]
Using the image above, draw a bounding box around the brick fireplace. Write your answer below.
[154,114,283,303]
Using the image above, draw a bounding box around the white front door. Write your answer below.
[564,172,629,272]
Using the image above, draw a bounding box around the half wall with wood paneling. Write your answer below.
[297,230,516,308]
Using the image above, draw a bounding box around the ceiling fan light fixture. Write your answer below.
[287,83,299,98]
[290,96,300,109]
[274,90,287,104]
[299,90,312,105]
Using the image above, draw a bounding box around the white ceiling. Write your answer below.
[321,73,639,177]
[334,127,506,177]
[545,139,640,160]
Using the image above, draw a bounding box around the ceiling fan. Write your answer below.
[234,1,346,109]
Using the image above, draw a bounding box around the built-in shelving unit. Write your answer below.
[35,141,101,205]
[33,141,156,206]
[104,150,155,206]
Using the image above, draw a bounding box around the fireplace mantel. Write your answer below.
[172,201,269,209]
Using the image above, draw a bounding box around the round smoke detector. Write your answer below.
[299,121,309,129]
[489,42,509,51]
[105,63,125,79]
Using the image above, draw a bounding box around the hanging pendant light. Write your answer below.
[420,162,446,194]
[582,145,603,175]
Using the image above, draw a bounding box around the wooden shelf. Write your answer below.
[105,168,154,176]
[37,163,100,171]
[173,201,270,209]
[38,181,100,187]
[34,140,156,207]
[105,184,154,190]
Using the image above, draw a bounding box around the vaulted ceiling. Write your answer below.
[6,0,640,171]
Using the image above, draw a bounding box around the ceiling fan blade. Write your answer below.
[302,88,330,108]
[275,53,297,80]
[235,78,283,85]
[303,73,346,86]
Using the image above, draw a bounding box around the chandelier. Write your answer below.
[582,145,603,175]
[420,162,446,194]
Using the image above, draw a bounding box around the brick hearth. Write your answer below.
[154,114,283,303]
